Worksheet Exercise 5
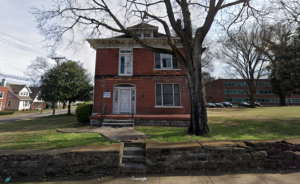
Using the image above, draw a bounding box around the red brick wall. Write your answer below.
[0,87,8,111]
[205,79,300,105]
[93,48,191,114]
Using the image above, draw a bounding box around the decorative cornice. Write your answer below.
[86,38,183,49]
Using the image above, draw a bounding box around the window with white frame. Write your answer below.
[119,49,133,76]
[156,84,180,106]
[23,101,29,107]
[154,53,179,69]
[0,102,2,110]
[0,92,3,99]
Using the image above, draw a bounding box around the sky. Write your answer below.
[0,0,95,85]
[0,0,224,86]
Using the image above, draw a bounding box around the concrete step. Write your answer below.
[103,119,133,123]
[102,122,133,127]
[124,147,145,155]
[120,163,147,174]
[124,142,145,147]
[122,155,146,163]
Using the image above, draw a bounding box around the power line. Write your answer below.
[0,73,31,81]
[0,31,45,50]
[0,38,47,55]
[0,59,30,67]
[0,64,25,71]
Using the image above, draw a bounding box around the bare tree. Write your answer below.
[218,25,269,108]
[253,23,293,106]
[31,0,254,136]
[271,0,300,24]
[24,57,52,86]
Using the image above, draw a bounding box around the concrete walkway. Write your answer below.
[0,109,76,123]
[57,127,148,142]
[7,171,300,183]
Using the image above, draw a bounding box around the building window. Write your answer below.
[8,101,11,107]
[154,53,179,70]
[0,102,2,110]
[156,84,180,106]
[144,33,151,38]
[135,34,142,38]
[0,92,3,99]
[119,49,133,76]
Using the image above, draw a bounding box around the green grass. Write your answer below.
[136,106,300,142]
[0,114,110,149]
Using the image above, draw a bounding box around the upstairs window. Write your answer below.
[119,49,133,76]
[0,92,3,99]
[154,53,179,70]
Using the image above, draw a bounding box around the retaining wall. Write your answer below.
[0,143,123,178]
[146,139,300,173]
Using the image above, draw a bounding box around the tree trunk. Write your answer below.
[187,68,210,135]
[63,102,66,109]
[52,101,55,115]
[68,100,71,115]
[279,93,286,106]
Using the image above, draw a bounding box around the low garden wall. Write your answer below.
[0,143,123,178]
[146,139,300,173]
[134,120,189,127]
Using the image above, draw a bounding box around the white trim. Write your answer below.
[118,49,133,76]
[113,84,136,114]
[0,92,4,99]
[154,106,183,108]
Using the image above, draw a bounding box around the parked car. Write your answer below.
[238,102,250,107]
[220,102,233,107]
[214,103,224,107]
[206,102,216,108]
[255,102,260,106]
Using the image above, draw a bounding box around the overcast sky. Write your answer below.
[0,0,95,85]
[0,0,224,86]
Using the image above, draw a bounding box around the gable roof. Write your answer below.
[6,83,33,101]
[29,87,40,100]
[127,23,159,30]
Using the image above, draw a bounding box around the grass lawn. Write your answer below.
[136,106,300,142]
[0,114,111,150]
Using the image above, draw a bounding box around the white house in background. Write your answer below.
[5,83,33,111]
[29,87,44,109]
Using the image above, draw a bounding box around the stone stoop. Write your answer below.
[120,142,147,174]
[102,119,134,127]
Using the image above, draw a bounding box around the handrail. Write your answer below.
[131,103,134,123]
[100,103,106,124]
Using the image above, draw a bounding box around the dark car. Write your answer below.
[214,103,224,107]
[220,102,233,107]
[206,102,216,108]
[238,102,250,107]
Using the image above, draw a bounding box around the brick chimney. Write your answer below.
[1,79,6,87]
[176,19,182,37]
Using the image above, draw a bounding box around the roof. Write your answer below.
[127,23,159,30]
[29,87,40,100]
[6,83,33,101]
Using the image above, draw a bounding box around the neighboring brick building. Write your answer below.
[87,23,191,121]
[205,79,300,105]
[0,79,9,111]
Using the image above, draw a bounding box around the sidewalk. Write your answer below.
[6,171,300,184]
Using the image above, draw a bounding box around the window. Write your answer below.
[8,101,11,107]
[119,49,133,76]
[154,53,179,70]
[135,34,142,38]
[144,33,151,38]
[0,92,3,99]
[0,102,2,110]
[156,84,180,106]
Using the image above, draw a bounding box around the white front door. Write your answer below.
[119,89,131,113]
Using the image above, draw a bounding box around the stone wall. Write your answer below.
[146,139,300,173]
[0,143,123,178]
[134,120,189,127]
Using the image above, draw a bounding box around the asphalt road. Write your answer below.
[0,109,76,123]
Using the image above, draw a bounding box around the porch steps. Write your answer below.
[102,119,134,127]
[120,142,147,174]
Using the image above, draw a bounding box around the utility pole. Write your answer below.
[51,57,65,66]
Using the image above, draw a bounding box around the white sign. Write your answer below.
[103,92,111,98]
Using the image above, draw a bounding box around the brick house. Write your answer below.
[88,23,190,125]
[0,79,9,111]
[205,79,300,105]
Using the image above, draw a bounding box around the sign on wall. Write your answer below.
[103,92,111,98]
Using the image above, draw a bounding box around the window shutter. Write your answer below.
[172,56,179,69]
[155,53,161,69]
